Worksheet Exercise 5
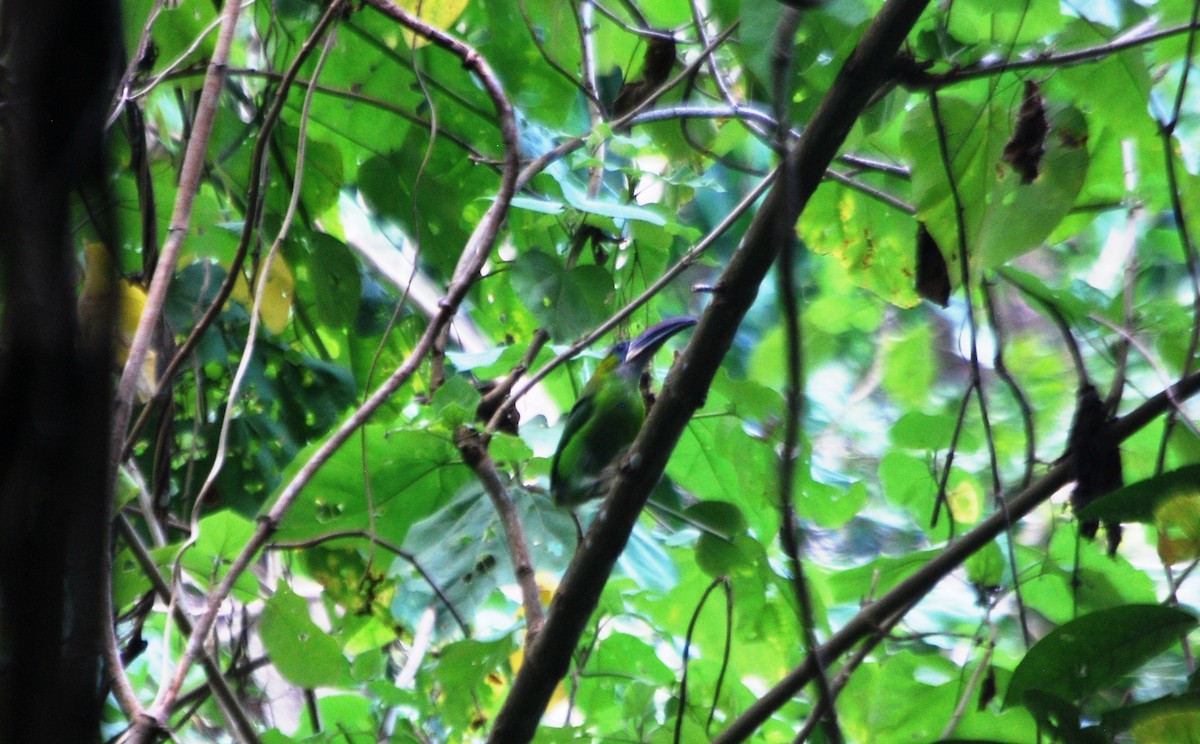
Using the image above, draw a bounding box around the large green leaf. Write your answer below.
[1078,464,1200,524]
[903,96,1089,274]
[260,581,354,689]
[510,250,614,340]
[1005,605,1197,709]
[1102,691,1200,742]
[273,424,470,547]
[800,178,918,307]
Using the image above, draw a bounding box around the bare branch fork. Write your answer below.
[122,1,521,739]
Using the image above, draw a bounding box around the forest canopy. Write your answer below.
[4,0,1200,741]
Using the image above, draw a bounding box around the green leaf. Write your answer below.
[1005,605,1197,709]
[591,632,675,687]
[489,432,534,464]
[260,582,353,689]
[688,501,752,576]
[272,124,344,218]
[1102,691,1200,741]
[195,510,256,561]
[891,411,959,450]
[966,540,1006,588]
[429,374,481,431]
[996,266,1098,324]
[434,636,514,691]
[828,549,941,605]
[800,179,920,308]
[510,250,613,340]
[879,451,936,507]
[800,477,868,529]
[559,192,669,226]
[307,232,362,328]
[947,0,1062,44]
[274,424,470,547]
[903,97,1088,273]
[882,323,936,408]
[1020,532,1157,626]
[1078,464,1200,524]
[508,196,566,215]
[669,417,777,535]
[840,654,960,741]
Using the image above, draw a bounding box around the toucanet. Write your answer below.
[550,317,696,507]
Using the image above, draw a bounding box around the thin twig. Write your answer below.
[673,577,732,744]
[791,598,918,744]
[771,7,841,742]
[490,0,934,738]
[981,281,1036,488]
[455,428,545,639]
[122,2,350,456]
[1088,313,1200,440]
[713,369,1200,743]
[113,515,260,742]
[125,3,522,738]
[1154,1,1200,469]
[149,21,343,739]
[266,531,470,636]
[924,18,1200,88]
[110,0,243,480]
[485,164,777,434]
[939,635,995,739]
[927,90,1030,647]
[515,0,598,107]
[191,15,335,551]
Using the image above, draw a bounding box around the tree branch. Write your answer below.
[456,427,545,639]
[124,2,521,739]
[123,0,347,455]
[487,1,933,740]
[109,0,243,468]
[712,368,1200,742]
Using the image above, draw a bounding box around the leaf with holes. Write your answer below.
[261,582,353,689]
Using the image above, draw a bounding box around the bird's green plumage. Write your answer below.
[550,317,696,507]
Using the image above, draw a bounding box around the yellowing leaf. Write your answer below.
[800,184,920,308]
[1130,708,1200,743]
[397,0,470,49]
[949,479,982,525]
[535,571,558,608]
[230,255,294,335]
[1154,494,1200,565]
[78,241,158,401]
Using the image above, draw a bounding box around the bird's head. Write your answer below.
[611,316,697,377]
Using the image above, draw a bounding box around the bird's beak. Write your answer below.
[624,316,697,367]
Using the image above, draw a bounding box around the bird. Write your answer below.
[551,317,696,507]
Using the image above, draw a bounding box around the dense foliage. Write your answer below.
[65,0,1200,740]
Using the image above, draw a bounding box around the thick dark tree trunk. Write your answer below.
[0,1,121,740]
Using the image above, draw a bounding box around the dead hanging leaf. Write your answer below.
[641,36,676,88]
[475,379,520,436]
[1002,80,1049,185]
[978,666,997,711]
[612,35,677,118]
[1068,383,1124,554]
[915,222,950,307]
